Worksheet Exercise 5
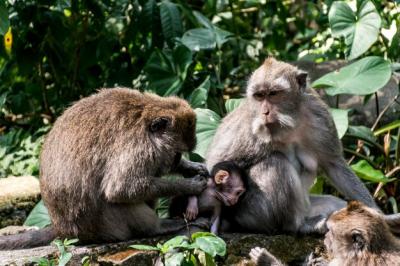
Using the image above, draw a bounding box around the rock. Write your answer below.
[0,230,324,266]
[0,176,40,228]
[294,60,400,126]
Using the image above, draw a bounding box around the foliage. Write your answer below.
[24,200,52,228]
[131,232,226,266]
[31,238,78,266]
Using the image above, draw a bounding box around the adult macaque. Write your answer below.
[170,161,246,234]
[206,58,400,234]
[250,201,400,266]
[0,88,208,250]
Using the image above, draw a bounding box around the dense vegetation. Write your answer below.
[0,0,399,223]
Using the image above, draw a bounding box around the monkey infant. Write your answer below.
[250,201,400,266]
[0,88,208,250]
[170,161,246,234]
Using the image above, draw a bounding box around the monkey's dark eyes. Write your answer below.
[269,91,279,96]
[150,117,170,133]
[253,92,265,100]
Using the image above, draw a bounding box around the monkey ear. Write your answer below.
[150,117,171,133]
[351,229,365,251]
[296,71,308,93]
[214,170,229,184]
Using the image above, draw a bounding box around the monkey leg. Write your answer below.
[298,195,347,234]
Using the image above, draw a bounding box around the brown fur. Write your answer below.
[1,88,207,249]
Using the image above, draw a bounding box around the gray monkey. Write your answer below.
[206,58,398,235]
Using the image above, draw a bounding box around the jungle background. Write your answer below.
[0,0,399,228]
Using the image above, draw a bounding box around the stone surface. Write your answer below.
[0,231,324,266]
[0,176,40,228]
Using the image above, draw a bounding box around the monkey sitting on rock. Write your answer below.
[250,201,400,266]
[0,88,209,250]
[170,161,246,234]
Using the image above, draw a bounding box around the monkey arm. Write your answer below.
[103,176,207,204]
[322,158,378,209]
[185,196,199,220]
[175,158,209,177]
[210,204,222,235]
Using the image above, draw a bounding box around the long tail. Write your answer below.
[0,227,55,250]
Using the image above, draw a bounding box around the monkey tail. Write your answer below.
[0,227,55,250]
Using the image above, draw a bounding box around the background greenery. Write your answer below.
[0,0,399,223]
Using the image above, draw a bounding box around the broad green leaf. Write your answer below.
[144,45,192,96]
[329,108,349,139]
[181,28,216,51]
[225,98,243,113]
[130,244,160,251]
[193,11,213,29]
[0,1,9,35]
[329,0,381,59]
[58,252,72,266]
[374,120,400,136]
[160,1,183,45]
[312,56,391,96]
[165,252,185,266]
[63,238,79,247]
[24,200,52,228]
[309,176,324,194]
[197,250,216,266]
[194,109,221,158]
[194,235,226,257]
[214,27,232,48]
[347,126,377,143]
[190,76,210,108]
[191,231,216,240]
[161,235,189,253]
[351,160,392,183]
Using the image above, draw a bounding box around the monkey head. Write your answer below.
[247,57,308,141]
[211,161,246,206]
[325,201,390,257]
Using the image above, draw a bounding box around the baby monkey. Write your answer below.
[250,201,400,266]
[170,161,246,234]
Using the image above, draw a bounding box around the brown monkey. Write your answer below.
[170,161,246,234]
[206,58,400,235]
[0,88,208,250]
[250,201,400,266]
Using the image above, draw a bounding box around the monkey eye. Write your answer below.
[253,92,265,100]
[268,90,279,96]
[150,117,171,133]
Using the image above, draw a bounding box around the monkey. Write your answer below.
[249,201,400,266]
[0,88,209,250]
[169,161,246,234]
[206,57,400,235]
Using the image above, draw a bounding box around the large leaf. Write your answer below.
[144,45,192,96]
[194,108,221,158]
[24,200,52,228]
[329,108,349,139]
[160,1,183,45]
[351,160,394,183]
[181,27,232,51]
[189,76,210,108]
[225,98,243,113]
[165,252,185,266]
[194,235,226,257]
[347,125,377,143]
[0,1,9,35]
[329,0,381,59]
[312,56,391,96]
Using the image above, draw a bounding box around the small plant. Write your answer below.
[131,232,226,266]
[31,238,79,266]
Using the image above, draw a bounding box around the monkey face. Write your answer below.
[214,169,246,206]
[246,58,308,133]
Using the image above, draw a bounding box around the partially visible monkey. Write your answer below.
[206,57,400,235]
[0,88,208,250]
[250,201,400,266]
[170,161,246,234]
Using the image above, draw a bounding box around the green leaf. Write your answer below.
[0,1,9,35]
[194,109,221,158]
[191,231,216,240]
[312,56,391,96]
[144,45,192,96]
[130,244,160,251]
[329,108,349,139]
[63,238,79,247]
[160,0,183,45]
[165,252,185,266]
[193,11,213,29]
[58,252,72,266]
[374,120,400,136]
[214,27,232,49]
[161,235,190,253]
[351,160,392,183]
[194,235,226,257]
[181,28,216,51]
[329,0,381,59]
[190,76,210,108]
[24,200,52,228]
[347,126,377,143]
[225,98,243,113]
[309,176,324,194]
[197,250,216,266]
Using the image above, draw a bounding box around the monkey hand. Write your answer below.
[185,175,207,195]
[185,202,199,221]
[249,247,283,266]
[190,162,209,177]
